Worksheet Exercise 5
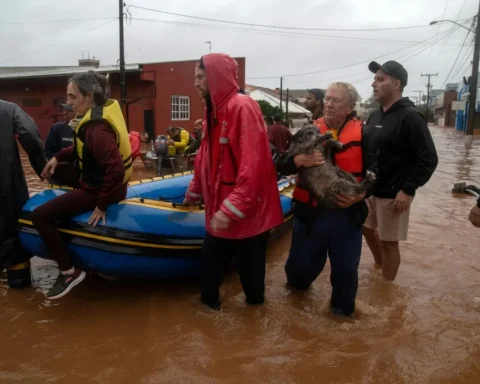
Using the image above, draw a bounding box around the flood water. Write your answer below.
[2,128,480,383]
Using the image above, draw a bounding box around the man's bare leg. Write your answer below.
[362,226,384,268]
[380,241,401,281]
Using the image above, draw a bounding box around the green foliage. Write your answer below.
[256,100,284,120]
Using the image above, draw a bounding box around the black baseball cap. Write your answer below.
[368,60,408,87]
[307,88,325,100]
[60,103,74,111]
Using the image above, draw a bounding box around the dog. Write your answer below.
[288,124,376,208]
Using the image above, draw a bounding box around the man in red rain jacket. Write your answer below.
[185,53,284,310]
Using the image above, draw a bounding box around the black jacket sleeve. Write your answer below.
[277,153,299,176]
[361,124,379,198]
[13,106,46,177]
[43,125,58,160]
[401,112,438,196]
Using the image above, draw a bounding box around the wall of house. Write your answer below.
[143,58,246,137]
[0,57,246,140]
[434,91,457,127]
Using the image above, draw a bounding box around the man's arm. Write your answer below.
[402,112,439,196]
[185,146,204,202]
[361,125,379,198]
[89,123,126,211]
[43,125,58,160]
[276,153,299,176]
[13,105,46,177]
[219,102,268,221]
[174,130,190,152]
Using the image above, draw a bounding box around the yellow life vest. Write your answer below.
[75,99,132,184]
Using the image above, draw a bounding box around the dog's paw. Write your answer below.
[366,170,377,181]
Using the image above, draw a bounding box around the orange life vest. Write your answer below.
[292,117,364,207]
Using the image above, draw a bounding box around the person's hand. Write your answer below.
[88,207,106,227]
[294,150,325,168]
[210,210,230,232]
[168,139,175,145]
[336,192,366,208]
[41,157,58,180]
[390,190,414,214]
[183,197,195,212]
[469,204,480,228]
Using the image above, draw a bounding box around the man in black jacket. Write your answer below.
[0,100,46,287]
[363,61,438,281]
[44,103,75,160]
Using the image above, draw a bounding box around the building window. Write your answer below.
[171,96,190,121]
[23,98,42,107]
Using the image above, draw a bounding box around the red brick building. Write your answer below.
[0,57,246,139]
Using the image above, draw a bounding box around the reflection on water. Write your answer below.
[2,128,480,383]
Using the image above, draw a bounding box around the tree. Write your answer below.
[364,93,379,110]
[256,100,284,120]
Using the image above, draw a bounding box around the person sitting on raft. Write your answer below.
[167,126,193,156]
[31,71,133,300]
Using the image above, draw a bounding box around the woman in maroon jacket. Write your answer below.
[31,72,130,300]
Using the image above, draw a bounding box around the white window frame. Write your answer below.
[171,95,190,121]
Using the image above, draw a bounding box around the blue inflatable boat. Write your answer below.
[16,172,294,279]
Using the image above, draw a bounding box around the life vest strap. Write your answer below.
[292,186,318,207]
[340,141,362,151]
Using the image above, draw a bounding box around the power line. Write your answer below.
[129,17,428,45]
[281,27,459,87]
[426,0,450,69]
[286,30,455,85]
[0,19,115,65]
[0,17,116,25]
[442,18,476,86]
[456,0,468,20]
[248,25,459,79]
[125,4,460,32]
[457,44,474,76]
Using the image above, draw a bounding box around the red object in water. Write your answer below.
[129,132,141,160]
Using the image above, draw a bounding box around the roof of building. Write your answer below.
[246,84,307,104]
[248,88,312,116]
[0,64,142,80]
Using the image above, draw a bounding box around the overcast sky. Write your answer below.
[0,0,478,100]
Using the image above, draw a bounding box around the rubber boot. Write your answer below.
[7,261,32,289]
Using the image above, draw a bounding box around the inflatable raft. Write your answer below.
[16,172,294,279]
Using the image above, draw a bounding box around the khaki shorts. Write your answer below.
[363,196,410,242]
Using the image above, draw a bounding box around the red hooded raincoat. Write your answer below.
[186,54,283,239]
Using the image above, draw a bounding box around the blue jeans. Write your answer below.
[285,209,362,316]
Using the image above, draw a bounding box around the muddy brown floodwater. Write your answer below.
[1,128,480,383]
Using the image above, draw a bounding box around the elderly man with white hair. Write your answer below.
[277,82,377,317]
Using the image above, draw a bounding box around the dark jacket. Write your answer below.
[44,121,74,160]
[0,100,46,268]
[365,97,438,198]
[183,130,202,156]
[56,121,127,212]
[277,115,378,227]
[268,123,293,153]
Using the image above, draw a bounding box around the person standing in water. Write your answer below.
[0,100,46,288]
[185,53,283,310]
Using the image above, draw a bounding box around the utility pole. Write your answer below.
[421,73,438,122]
[413,90,423,106]
[205,41,212,53]
[285,88,289,125]
[119,0,126,107]
[279,77,283,116]
[466,5,480,147]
